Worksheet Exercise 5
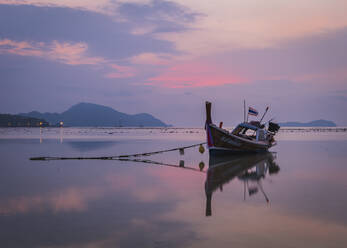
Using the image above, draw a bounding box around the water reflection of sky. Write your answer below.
[0,128,347,247]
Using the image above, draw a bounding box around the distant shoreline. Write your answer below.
[279,119,336,127]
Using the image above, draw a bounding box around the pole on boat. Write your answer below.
[243,99,246,123]
[259,106,269,124]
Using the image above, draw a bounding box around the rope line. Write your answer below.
[117,158,205,173]
[30,142,207,161]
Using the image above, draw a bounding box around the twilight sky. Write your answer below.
[1,0,346,126]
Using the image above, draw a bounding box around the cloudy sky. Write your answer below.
[1,0,346,126]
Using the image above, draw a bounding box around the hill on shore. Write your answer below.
[19,102,168,127]
[279,119,336,127]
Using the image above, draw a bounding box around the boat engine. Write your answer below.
[268,122,280,133]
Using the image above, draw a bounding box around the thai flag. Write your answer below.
[248,107,258,116]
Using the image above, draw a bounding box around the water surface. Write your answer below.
[1,127,347,247]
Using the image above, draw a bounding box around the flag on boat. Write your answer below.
[248,107,258,116]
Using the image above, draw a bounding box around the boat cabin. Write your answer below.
[231,122,268,141]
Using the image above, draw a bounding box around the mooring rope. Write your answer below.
[30,142,207,161]
[117,157,205,173]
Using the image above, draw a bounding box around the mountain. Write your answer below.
[19,102,168,127]
[279,119,336,127]
[0,114,49,127]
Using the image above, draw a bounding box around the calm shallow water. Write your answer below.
[1,127,347,248]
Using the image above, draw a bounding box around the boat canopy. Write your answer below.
[239,122,258,130]
[231,122,258,135]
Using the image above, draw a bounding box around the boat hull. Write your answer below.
[206,123,271,154]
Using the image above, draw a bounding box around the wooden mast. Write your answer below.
[206,101,212,124]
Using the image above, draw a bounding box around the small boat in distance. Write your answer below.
[205,101,280,154]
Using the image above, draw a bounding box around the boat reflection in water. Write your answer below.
[205,152,280,216]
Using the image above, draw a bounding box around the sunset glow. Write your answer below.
[2,2,347,247]
[0,0,346,125]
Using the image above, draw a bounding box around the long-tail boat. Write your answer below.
[205,101,280,154]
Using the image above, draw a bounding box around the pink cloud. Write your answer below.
[48,41,107,65]
[105,64,136,78]
[147,61,246,88]
[0,39,44,57]
[0,0,115,15]
[0,38,136,78]
[0,39,106,65]
[130,53,170,65]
